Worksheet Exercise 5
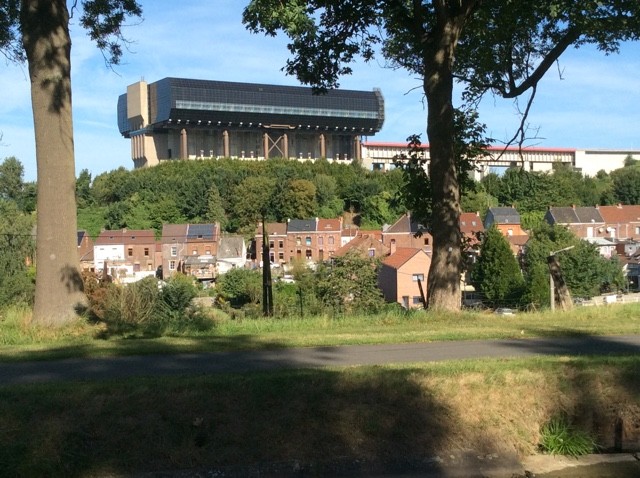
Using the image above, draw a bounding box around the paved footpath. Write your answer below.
[1,334,639,386]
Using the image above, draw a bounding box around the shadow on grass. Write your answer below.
[0,363,511,477]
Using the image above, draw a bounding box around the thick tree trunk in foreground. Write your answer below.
[424,12,465,311]
[22,0,86,326]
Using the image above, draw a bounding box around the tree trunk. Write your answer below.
[424,12,464,311]
[22,0,86,326]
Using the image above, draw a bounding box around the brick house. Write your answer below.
[459,212,484,246]
[334,233,389,259]
[161,223,219,280]
[544,206,606,239]
[94,229,160,281]
[382,213,433,252]
[485,207,527,236]
[378,247,431,309]
[596,204,640,240]
[254,222,288,266]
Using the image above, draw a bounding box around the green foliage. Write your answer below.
[102,277,164,335]
[87,274,211,337]
[521,223,625,306]
[159,274,199,313]
[611,164,640,205]
[274,178,318,220]
[215,268,262,308]
[0,200,35,307]
[539,416,596,457]
[472,226,524,307]
[314,252,385,315]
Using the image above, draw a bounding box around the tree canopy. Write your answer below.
[243,0,640,311]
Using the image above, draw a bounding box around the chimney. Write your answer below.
[390,240,397,255]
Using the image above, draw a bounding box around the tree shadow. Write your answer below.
[0,354,519,478]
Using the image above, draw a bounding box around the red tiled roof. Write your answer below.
[317,218,341,232]
[382,247,426,269]
[597,205,640,224]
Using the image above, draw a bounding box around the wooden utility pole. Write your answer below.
[261,219,274,316]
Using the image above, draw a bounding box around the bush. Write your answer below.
[102,276,165,336]
[539,416,596,457]
[159,273,199,313]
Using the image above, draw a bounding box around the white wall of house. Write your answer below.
[94,245,125,271]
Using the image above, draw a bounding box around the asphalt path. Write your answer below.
[1,334,639,387]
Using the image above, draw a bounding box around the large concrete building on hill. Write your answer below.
[118,77,385,168]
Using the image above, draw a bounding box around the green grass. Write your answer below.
[1,303,639,362]
[539,416,597,457]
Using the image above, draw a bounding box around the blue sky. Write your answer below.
[2,1,640,181]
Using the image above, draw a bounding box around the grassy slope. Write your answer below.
[0,356,638,477]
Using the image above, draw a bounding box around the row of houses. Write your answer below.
[76,204,640,308]
[78,224,246,283]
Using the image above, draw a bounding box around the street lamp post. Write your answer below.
[549,245,575,311]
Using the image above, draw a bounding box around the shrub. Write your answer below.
[159,273,199,313]
[102,277,165,335]
[539,416,596,457]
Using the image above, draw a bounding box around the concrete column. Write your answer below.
[354,135,361,161]
[263,133,269,160]
[319,134,326,159]
[180,128,188,160]
[223,130,230,158]
[283,133,288,159]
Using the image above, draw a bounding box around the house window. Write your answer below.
[368,248,375,257]
[192,249,198,255]
[305,236,312,246]
[169,260,176,271]
[269,240,275,249]
[636,226,640,235]
[507,228,513,236]
[412,296,422,305]
[296,236,301,246]
[205,249,211,255]
[279,240,284,248]
[424,238,430,246]
[328,236,334,245]
[128,247,133,257]
[269,252,275,263]
[144,248,149,257]
[402,296,409,308]
[306,249,312,259]
[318,236,324,246]
[171,246,177,257]
[412,273,425,282]
[278,252,284,261]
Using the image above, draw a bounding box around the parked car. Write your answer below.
[494,308,515,315]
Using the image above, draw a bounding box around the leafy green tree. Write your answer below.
[0,200,35,306]
[1,0,142,325]
[314,252,385,314]
[215,268,262,308]
[472,226,524,307]
[206,184,228,229]
[243,0,640,311]
[0,156,24,204]
[75,169,94,209]
[275,178,318,220]
[611,165,640,205]
[229,176,277,234]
